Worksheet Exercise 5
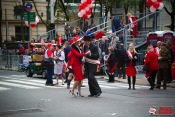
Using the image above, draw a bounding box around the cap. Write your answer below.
[83,35,92,41]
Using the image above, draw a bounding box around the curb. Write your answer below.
[115,79,175,88]
[100,76,175,88]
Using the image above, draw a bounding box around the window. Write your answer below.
[15,26,29,41]
[14,5,27,20]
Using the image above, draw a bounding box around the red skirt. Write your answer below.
[109,64,116,74]
[72,64,84,81]
[126,62,136,76]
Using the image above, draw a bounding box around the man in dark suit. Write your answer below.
[83,35,102,97]
[115,43,126,79]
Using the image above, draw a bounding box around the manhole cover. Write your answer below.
[0,108,44,116]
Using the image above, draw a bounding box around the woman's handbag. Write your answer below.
[41,58,54,68]
[142,64,149,72]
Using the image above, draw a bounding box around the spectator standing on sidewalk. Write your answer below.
[106,46,116,83]
[45,43,55,86]
[166,41,174,83]
[125,43,138,90]
[156,42,171,90]
[144,44,158,90]
[17,44,25,55]
[115,43,126,79]
[53,45,65,85]
[63,41,71,83]
[155,41,161,55]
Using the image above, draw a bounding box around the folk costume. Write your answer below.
[45,43,54,86]
[71,39,86,81]
[126,50,138,89]
[144,48,158,90]
[83,35,102,97]
[106,51,116,82]
[128,15,138,38]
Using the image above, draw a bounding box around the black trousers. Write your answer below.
[117,61,126,78]
[147,70,157,87]
[157,68,168,88]
[46,66,54,85]
[85,63,102,95]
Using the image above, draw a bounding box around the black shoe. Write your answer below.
[155,86,160,89]
[149,86,154,90]
[81,85,86,87]
[133,86,135,90]
[163,87,167,90]
[45,84,54,86]
[88,94,94,97]
[95,93,101,97]
[128,86,131,90]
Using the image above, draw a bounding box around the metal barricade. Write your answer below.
[135,53,145,73]
[0,55,23,71]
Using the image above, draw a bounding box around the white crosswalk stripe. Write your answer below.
[0,75,150,91]
[0,81,41,89]
[0,86,11,91]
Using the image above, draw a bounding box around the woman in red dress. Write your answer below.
[126,43,138,89]
[127,13,138,40]
[144,44,158,90]
[70,36,90,97]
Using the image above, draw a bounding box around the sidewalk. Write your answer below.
[96,74,175,88]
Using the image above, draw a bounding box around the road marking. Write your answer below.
[5,80,46,87]
[0,81,41,89]
[11,75,27,77]
[0,86,11,91]
[0,75,150,90]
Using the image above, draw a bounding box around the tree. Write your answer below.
[32,0,49,29]
[164,0,175,31]
[0,0,2,47]
[57,0,70,21]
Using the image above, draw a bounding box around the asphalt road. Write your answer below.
[0,70,175,117]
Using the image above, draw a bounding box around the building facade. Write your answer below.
[1,0,48,42]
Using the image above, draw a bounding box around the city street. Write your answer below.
[0,70,175,117]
